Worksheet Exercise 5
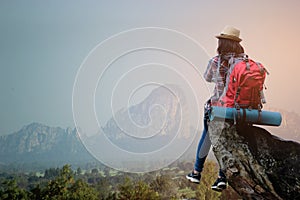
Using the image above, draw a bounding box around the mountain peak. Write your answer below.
[20,122,48,131]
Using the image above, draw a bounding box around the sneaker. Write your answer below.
[211,177,227,192]
[186,171,201,184]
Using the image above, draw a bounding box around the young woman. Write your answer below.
[186,26,244,191]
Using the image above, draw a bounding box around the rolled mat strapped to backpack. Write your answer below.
[209,106,282,126]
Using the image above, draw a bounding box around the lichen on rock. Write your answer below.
[208,120,300,200]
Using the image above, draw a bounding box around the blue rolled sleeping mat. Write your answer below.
[209,106,282,126]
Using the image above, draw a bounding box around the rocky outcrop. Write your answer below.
[209,120,300,200]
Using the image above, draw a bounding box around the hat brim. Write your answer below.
[216,34,242,42]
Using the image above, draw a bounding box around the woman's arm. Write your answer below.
[204,57,217,82]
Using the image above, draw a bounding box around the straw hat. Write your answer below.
[216,26,242,42]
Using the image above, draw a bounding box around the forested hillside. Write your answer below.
[0,161,240,200]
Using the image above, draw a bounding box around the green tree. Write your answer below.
[91,168,99,174]
[42,165,74,199]
[94,178,116,200]
[195,161,222,200]
[76,167,82,176]
[150,174,179,199]
[44,168,60,179]
[30,184,43,200]
[69,179,99,200]
[0,179,29,200]
[118,177,159,200]
[37,164,100,200]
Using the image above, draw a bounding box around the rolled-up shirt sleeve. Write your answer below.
[203,58,215,82]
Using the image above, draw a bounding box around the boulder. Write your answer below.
[208,120,300,200]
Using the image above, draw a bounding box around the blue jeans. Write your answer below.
[194,104,225,178]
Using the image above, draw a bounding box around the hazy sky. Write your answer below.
[1,0,300,135]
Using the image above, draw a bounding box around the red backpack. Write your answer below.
[218,55,268,110]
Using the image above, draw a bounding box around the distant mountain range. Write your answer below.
[0,123,95,168]
[0,85,299,171]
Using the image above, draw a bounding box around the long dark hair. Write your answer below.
[217,38,244,55]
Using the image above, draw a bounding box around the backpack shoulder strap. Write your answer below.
[255,61,269,104]
[218,55,243,102]
[256,62,270,75]
[241,54,251,70]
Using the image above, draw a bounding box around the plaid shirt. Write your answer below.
[204,55,229,105]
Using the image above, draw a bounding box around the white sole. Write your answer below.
[186,175,200,183]
[211,186,223,192]
[217,182,227,188]
[211,182,227,191]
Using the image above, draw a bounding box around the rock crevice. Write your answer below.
[208,120,300,200]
